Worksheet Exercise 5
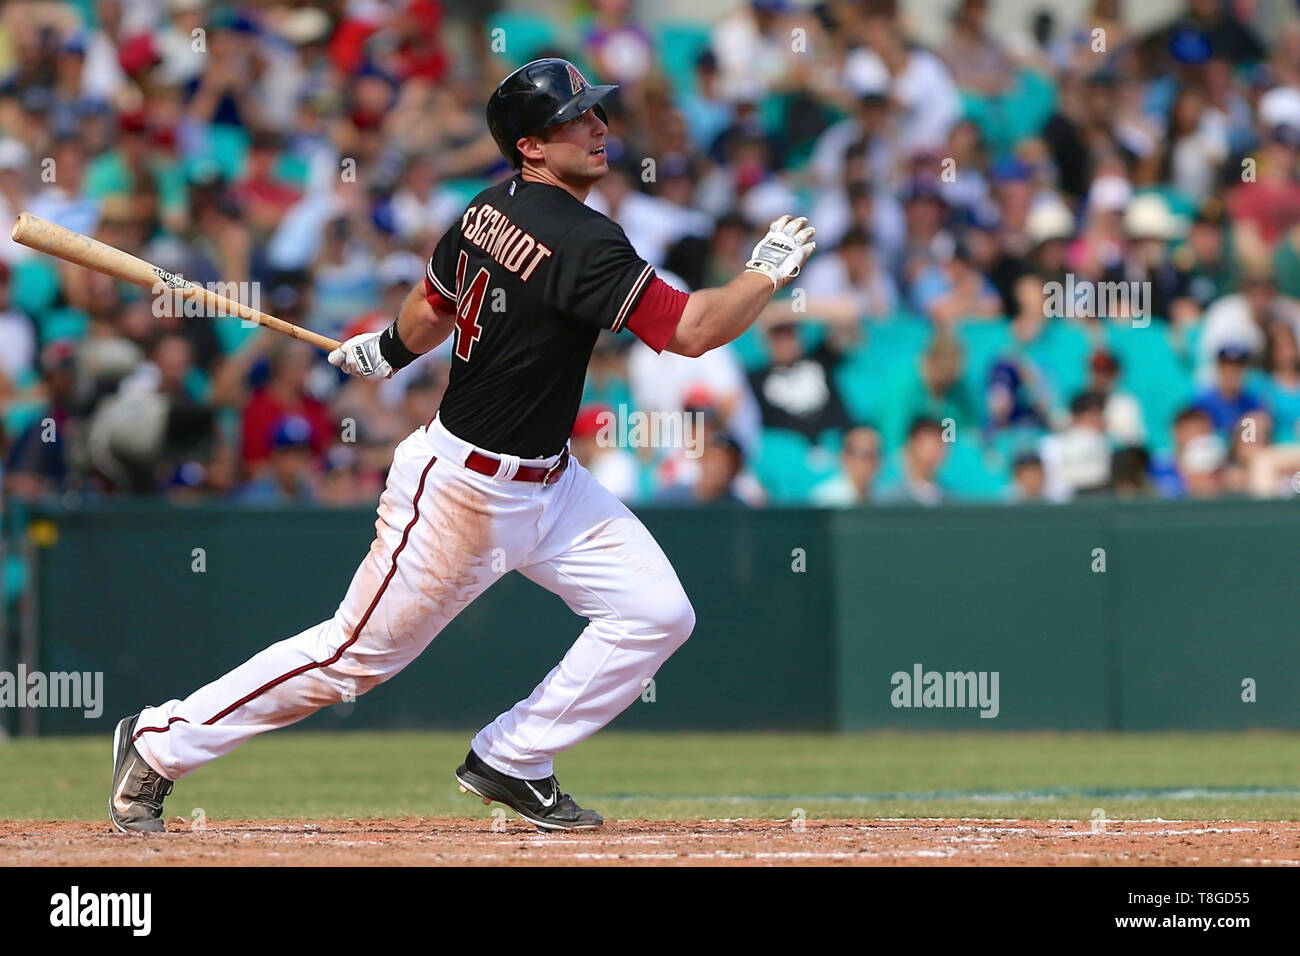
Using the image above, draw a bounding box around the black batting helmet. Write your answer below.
[486,58,617,168]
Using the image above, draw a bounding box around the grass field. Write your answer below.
[3,729,1299,823]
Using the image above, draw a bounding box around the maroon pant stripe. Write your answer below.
[136,455,439,738]
[133,716,189,740]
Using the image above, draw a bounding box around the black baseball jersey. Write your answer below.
[426,174,656,458]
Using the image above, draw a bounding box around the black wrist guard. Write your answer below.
[378,318,420,370]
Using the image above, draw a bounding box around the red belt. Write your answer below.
[460,448,570,485]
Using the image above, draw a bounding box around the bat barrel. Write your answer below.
[9,212,340,352]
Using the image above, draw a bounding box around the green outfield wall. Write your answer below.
[8,499,1299,735]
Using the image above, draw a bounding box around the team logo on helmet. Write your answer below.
[566,63,588,94]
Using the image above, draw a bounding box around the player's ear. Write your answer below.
[517,134,546,166]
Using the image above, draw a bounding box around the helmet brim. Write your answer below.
[539,84,618,131]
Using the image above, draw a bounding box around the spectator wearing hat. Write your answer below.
[236,413,318,505]
[1198,266,1300,380]
[1103,192,1187,322]
[1194,344,1264,437]
[876,417,949,506]
[655,427,748,507]
[239,339,335,473]
[1154,0,1265,71]
[811,424,881,507]
[1086,348,1146,446]
[1021,195,1075,294]
[570,404,641,504]
[1149,406,1212,498]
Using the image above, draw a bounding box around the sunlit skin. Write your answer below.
[516,108,609,202]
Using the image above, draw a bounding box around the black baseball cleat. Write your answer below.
[455,749,603,832]
[109,714,174,833]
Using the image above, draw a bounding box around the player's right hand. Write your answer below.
[745,215,816,291]
[328,331,394,380]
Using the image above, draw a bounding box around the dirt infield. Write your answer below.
[3,818,1299,865]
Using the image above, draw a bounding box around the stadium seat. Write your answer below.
[36,306,89,343]
[754,427,821,503]
[486,12,563,67]
[836,313,931,423]
[938,429,1010,501]
[955,320,1012,397]
[1103,322,1195,454]
[653,21,713,97]
[440,178,495,207]
[10,259,61,317]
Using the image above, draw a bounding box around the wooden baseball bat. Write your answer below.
[10,212,341,352]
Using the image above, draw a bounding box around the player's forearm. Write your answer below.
[396,283,456,355]
[670,272,774,356]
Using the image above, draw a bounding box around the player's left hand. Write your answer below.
[745,215,817,291]
[328,331,394,380]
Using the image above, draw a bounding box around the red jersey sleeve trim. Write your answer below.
[424,276,455,315]
[625,276,688,354]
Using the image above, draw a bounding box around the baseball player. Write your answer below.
[110,58,815,832]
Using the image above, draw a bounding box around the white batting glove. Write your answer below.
[328,331,393,380]
[745,215,817,290]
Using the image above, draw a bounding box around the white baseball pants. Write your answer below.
[134,414,695,782]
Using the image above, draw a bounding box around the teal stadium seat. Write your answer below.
[37,307,89,343]
[955,320,1011,401]
[836,313,930,424]
[487,12,562,68]
[11,259,61,317]
[654,21,712,97]
[754,427,831,503]
[938,427,1010,501]
[1103,322,1195,455]
[440,178,495,207]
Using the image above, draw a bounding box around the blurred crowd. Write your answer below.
[2,0,1300,509]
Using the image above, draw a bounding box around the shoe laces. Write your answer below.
[137,770,173,807]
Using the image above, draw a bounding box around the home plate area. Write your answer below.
[3,818,1299,866]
